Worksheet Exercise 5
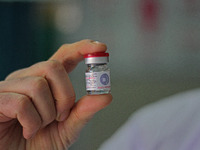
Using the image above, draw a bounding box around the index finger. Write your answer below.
[49,39,107,73]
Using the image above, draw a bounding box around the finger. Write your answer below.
[28,60,75,121]
[0,92,42,139]
[59,94,112,145]
[5,39,107,80]
[0,77,56,127]
[49,39,107,73]
[5,60,75,121]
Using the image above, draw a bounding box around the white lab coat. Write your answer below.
[99,89,200,150]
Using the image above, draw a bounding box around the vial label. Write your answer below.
[85,71,111,91]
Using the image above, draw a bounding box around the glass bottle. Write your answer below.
[84,52,111,95]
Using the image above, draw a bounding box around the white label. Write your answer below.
[85,71,111,91]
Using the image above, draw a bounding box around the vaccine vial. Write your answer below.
[84,52,111,95]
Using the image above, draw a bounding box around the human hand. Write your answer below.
[0,40,112,150]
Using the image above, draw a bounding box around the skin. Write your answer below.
[0,39,112,150]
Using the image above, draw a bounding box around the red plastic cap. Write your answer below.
[84,52,109,58]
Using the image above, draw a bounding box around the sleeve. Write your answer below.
[98,89,200,150]
[98,114,145,150]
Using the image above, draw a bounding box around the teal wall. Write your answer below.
[0,2,57,79]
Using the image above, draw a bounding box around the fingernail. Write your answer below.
[91,40,101,44]
[25,131,36,140]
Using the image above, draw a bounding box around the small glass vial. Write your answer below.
[84,52,111,95]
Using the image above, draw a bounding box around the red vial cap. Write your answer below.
[84,52,109,58]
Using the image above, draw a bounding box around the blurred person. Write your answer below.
[0,39,112,150]
[99,88,200,150]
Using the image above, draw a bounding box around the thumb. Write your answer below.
[59,94,112,146]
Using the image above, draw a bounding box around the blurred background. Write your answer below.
[0,0,200,149]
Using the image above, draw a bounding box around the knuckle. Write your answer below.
[45,107,57,124]
[44,111,56,125]
[35,116,42,126]
[0,93,13,104]
[31,115,42,129]
[30,77,49,94]
[47,60,61,69]
[45,60,64,74]
[64,58,76,68]
[17,95,30,106]
[16,95,42,128]
[60,44,68,49]
[17,95,32,113]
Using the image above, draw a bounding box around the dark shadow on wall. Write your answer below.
[0,2,57,80]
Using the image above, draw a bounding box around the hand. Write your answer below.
[0,40,112,150]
